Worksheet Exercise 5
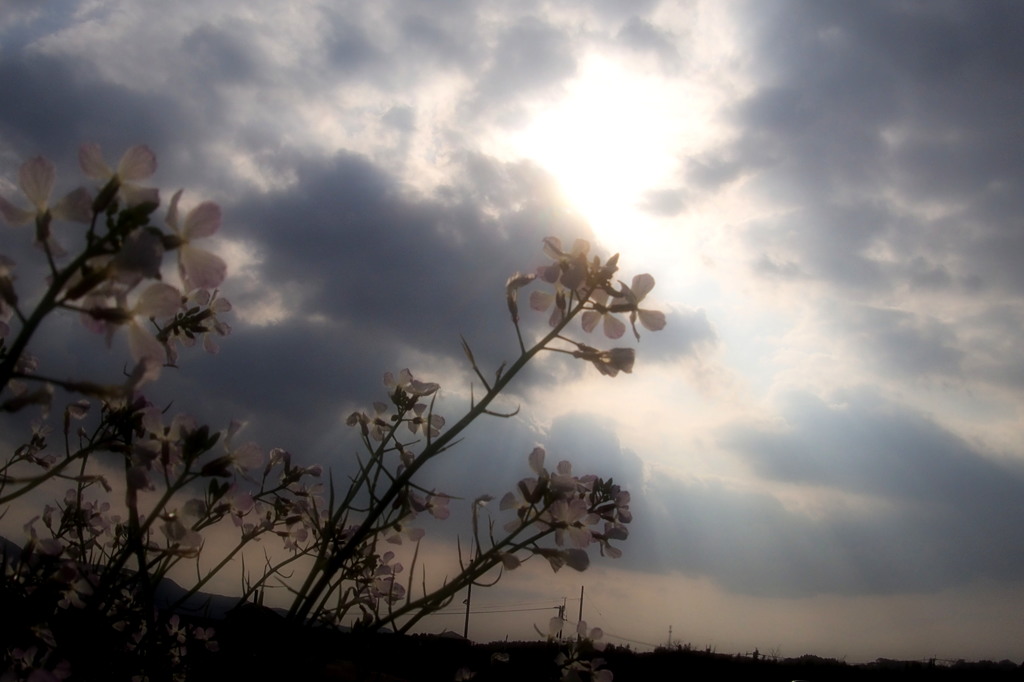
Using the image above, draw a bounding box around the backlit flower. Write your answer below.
[160,515,203,557]
[619,273,666,340]
[384,368,439,397]
[411,491,451,520]
[581,288,626,339]
[538,236,589,290]
[122,282,182,367]
[385,517,425,545]
[166,189,226,290]
[0,156,91,225]
[79,143,158,207]
[0,156,91,254]
[409,403,444,437]
[547,497,597,548]
[529,286,566,327]
[573,345,635,377]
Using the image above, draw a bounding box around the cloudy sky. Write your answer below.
[3,0,1024,664]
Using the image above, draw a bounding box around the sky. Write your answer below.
[2,0,1024,665]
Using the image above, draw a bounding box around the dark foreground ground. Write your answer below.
[9,592,1021,681]
[175,607,1022,682]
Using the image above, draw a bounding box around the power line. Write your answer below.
[422,605,562,617]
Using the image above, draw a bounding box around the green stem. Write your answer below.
[0,213,109,391]
[288,291,592,623]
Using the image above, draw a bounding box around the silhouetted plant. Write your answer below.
[0,145,663,680]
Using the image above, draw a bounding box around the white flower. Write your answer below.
[166,189,227,290]
[79,143,158,207]
[581,288,627,339]
[122,282,182,366]
[619,273,666,340]
[0,156,91,226]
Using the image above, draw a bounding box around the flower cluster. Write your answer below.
[506,236,665,376]
[0,144,230,395]
[497,447,630,572]
[0,144,249,680]
[1,143,661,682]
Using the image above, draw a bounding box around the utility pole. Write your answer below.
[558,598,566,639]
[463,581,472,639]
[668,625,672,648]
[577,585,584,624]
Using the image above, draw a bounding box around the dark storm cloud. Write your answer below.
[716,389,1024,590]
[181,23,263,85]
[634,388,1024,596]
[410,412,648,555]
[0,53,185,163]
[395,2,485,71]
[0,31,262,198]
[413,413,644,506]
[170,147,707,462]
[724,389,1014,502]
[541,413,646,488]
[0,0,75,39]
[381,105,416,132]
[741,199,891,292]
[321,13,391,81]
[638,152,750,218]
[0,3,710,471]
[961,305,1024,392]
[581,0,663,22]
[467,17,577,122]
[831,304,965,379]
[691,1,1024,296]
[230,150,586,361]
[147,150,581,459]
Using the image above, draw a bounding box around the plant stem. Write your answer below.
[288,291,592,623]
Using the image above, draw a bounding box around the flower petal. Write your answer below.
[52,187,94,223]
[183,201,221,239]
[529,290,553,311]
[79,143,112,179]
[603,314,626,339]
[128,321,166,364]
[564,548,590,571]
[542,236,564,259]
[630,273,656,300]
[116,145,157,182]
[134,282,182,318]
[19,157,55,210]
[638,308,666,331]
[0,195,34,225]
[180,245,227,290]
[166,189,184,231]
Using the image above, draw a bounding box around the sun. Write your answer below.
[504,54,701,258]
